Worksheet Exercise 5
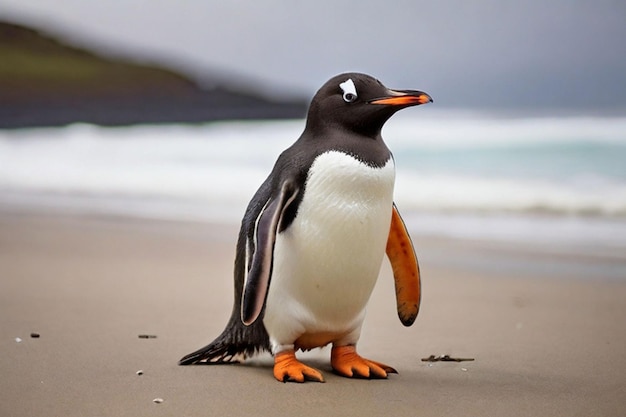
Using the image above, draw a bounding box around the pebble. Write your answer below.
[136,370,144,376]
[153,398,164,404]
[15,337,22,343]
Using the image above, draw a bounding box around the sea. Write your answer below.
[1,110,625,278]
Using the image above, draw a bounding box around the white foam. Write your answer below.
[394,172,626,216]
[386,111,626,149]
[1,115,626,248]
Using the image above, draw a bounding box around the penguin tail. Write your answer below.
[178,337,260,365]
[178,319,270,365]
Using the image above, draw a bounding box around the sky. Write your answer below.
[2,1,626,111]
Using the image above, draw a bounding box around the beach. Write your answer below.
[1,210,624,417]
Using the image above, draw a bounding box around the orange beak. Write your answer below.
[369,90,433,106]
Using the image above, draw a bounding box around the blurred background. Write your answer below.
[2,0,626,121]
[1,1,625,277]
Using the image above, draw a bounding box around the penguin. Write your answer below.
[179,72,432,383]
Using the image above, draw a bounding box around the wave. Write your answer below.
[395,172,626,217]
[386,111,626,148]
[1,115,625,220]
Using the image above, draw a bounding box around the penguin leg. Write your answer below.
[273,350,325,383]
[331,345,397,379]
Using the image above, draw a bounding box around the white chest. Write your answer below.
[265,151,395,335]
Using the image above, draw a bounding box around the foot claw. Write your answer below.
[273,350,324,383]
[331,345,396,379]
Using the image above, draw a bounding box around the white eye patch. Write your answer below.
[339,79,358,103]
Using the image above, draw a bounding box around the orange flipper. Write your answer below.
[331,345,397,379]
[386,203,421,326]
[273,350,324,383]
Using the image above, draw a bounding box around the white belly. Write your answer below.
[263,151,395,352]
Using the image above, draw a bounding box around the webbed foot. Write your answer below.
[331,345,397,379]
[273,350,325,383]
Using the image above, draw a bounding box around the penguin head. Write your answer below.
[305,72,432,137]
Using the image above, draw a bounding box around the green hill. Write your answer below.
[0,21,307,128]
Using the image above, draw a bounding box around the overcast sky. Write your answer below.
[2,1,626,111]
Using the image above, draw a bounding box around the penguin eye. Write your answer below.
[339,79,358,104]
[343,92,357,103]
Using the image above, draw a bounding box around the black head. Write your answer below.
[304,72,432,138]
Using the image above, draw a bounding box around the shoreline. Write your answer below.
[2,199,625,281]
[1,210,625,416]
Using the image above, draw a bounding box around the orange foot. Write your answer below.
[273,350,325,383]
[331,345,397,379]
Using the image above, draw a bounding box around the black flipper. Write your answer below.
[179,179,299,365]
[241,180,299,325]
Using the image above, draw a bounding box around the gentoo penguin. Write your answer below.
[179,72,432,383]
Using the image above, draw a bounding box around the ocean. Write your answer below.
[1,111,625,276]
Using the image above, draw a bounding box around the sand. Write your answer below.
[1,210,625,416]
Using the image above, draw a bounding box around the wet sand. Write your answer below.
[1,211,625,416]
